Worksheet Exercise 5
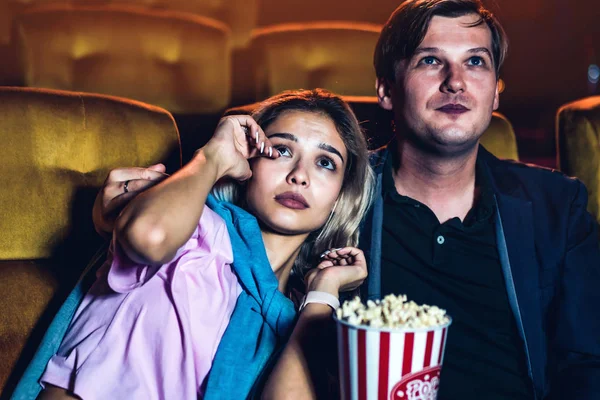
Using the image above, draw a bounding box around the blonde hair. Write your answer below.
[212,89,375,277]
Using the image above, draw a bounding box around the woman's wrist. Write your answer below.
[300,302,334,316]
[307,278,340,298]
[300,291,340,312]
[192,146,227,182]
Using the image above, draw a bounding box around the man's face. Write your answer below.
[377,14,500,155]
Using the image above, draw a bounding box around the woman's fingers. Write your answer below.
[147,163,167,173]
[104,167,168,200]
[306,247,368,294]
[317,260,335,269]
[306,261,369,294]
[322,247,355,260]
[335,257,350,266]
[248,125,279,159]
[93,165,169,237]
[231,115,279,159]
[105,165,168,183]
[318,247,368,269]
[332,247,363,258]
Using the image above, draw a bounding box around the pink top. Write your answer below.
[40,206,242,400]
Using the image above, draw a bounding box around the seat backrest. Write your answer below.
[14,3,232,113]
[107,0,258,47]
[249,22,381,100]
[257,0,400,26]
[556,96,600,223]
[0,87,181,260]
[4,0,256,48]
[480,111,519,161]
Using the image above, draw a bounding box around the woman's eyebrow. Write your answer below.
[318,143,344,164]
[267,132,297,142]
[267,132,344,163]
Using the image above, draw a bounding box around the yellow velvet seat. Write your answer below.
[0,87,181,395]
[556,96,600,223]
[2,0,255,49]
[14,3,232,114]
[480,110,519,160]
[249,22,382,100]
[105,0,258,48]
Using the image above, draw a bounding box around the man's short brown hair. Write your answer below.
[374,0,508,81]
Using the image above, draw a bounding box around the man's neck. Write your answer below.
[392,140,479,224]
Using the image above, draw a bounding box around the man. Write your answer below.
[94,1,600,398]
[359,0,599,398]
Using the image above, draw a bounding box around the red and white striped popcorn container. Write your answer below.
[334,315,452,400]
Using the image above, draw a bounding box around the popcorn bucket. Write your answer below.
[334,315,452,400]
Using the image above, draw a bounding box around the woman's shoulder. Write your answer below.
[106,202,234,293]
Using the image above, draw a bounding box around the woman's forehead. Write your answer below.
[266,110,346,147]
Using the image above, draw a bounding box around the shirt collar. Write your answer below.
[381,143,496,223]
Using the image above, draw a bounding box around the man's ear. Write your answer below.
[493,79,500,111]
[376,78,393,111]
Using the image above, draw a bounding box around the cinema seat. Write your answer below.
[0,86,181,395]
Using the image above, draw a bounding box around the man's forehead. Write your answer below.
[417,14,493,54]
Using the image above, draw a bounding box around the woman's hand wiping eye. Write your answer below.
[203,115,280,182]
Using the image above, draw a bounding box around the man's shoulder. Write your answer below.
[481,148,584,199]
[489,156,563,180]
[370,144,586,198]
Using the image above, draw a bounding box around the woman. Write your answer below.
[38,89,375,399]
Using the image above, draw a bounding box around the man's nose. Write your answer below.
[441,64,466,94]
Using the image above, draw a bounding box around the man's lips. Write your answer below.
[436,104,470,114]
[274,192,310,210]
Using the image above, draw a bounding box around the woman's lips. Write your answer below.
[436,104,470,114]
[274,192,310,210]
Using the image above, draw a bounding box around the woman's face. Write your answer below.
[246,110,347,236]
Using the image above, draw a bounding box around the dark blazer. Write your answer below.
[360,145,600,399]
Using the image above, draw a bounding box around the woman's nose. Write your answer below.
[287,162,309,187]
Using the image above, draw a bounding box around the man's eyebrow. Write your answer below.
[318,143,344,163]
[467,47,493,58]
[413,47,440,56]
[267,132,344,163]
[412,47,492,58]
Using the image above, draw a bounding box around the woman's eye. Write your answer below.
[275,146,291,157]
[318,157,336,171]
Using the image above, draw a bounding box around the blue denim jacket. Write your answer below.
[360,145,600,399]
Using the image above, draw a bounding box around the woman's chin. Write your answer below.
[259,215,325,237]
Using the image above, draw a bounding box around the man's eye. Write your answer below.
[468,57,485,66]
[421,56,438,65]
[274,146,291,157]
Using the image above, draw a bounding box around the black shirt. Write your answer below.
[380,151,534,399]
